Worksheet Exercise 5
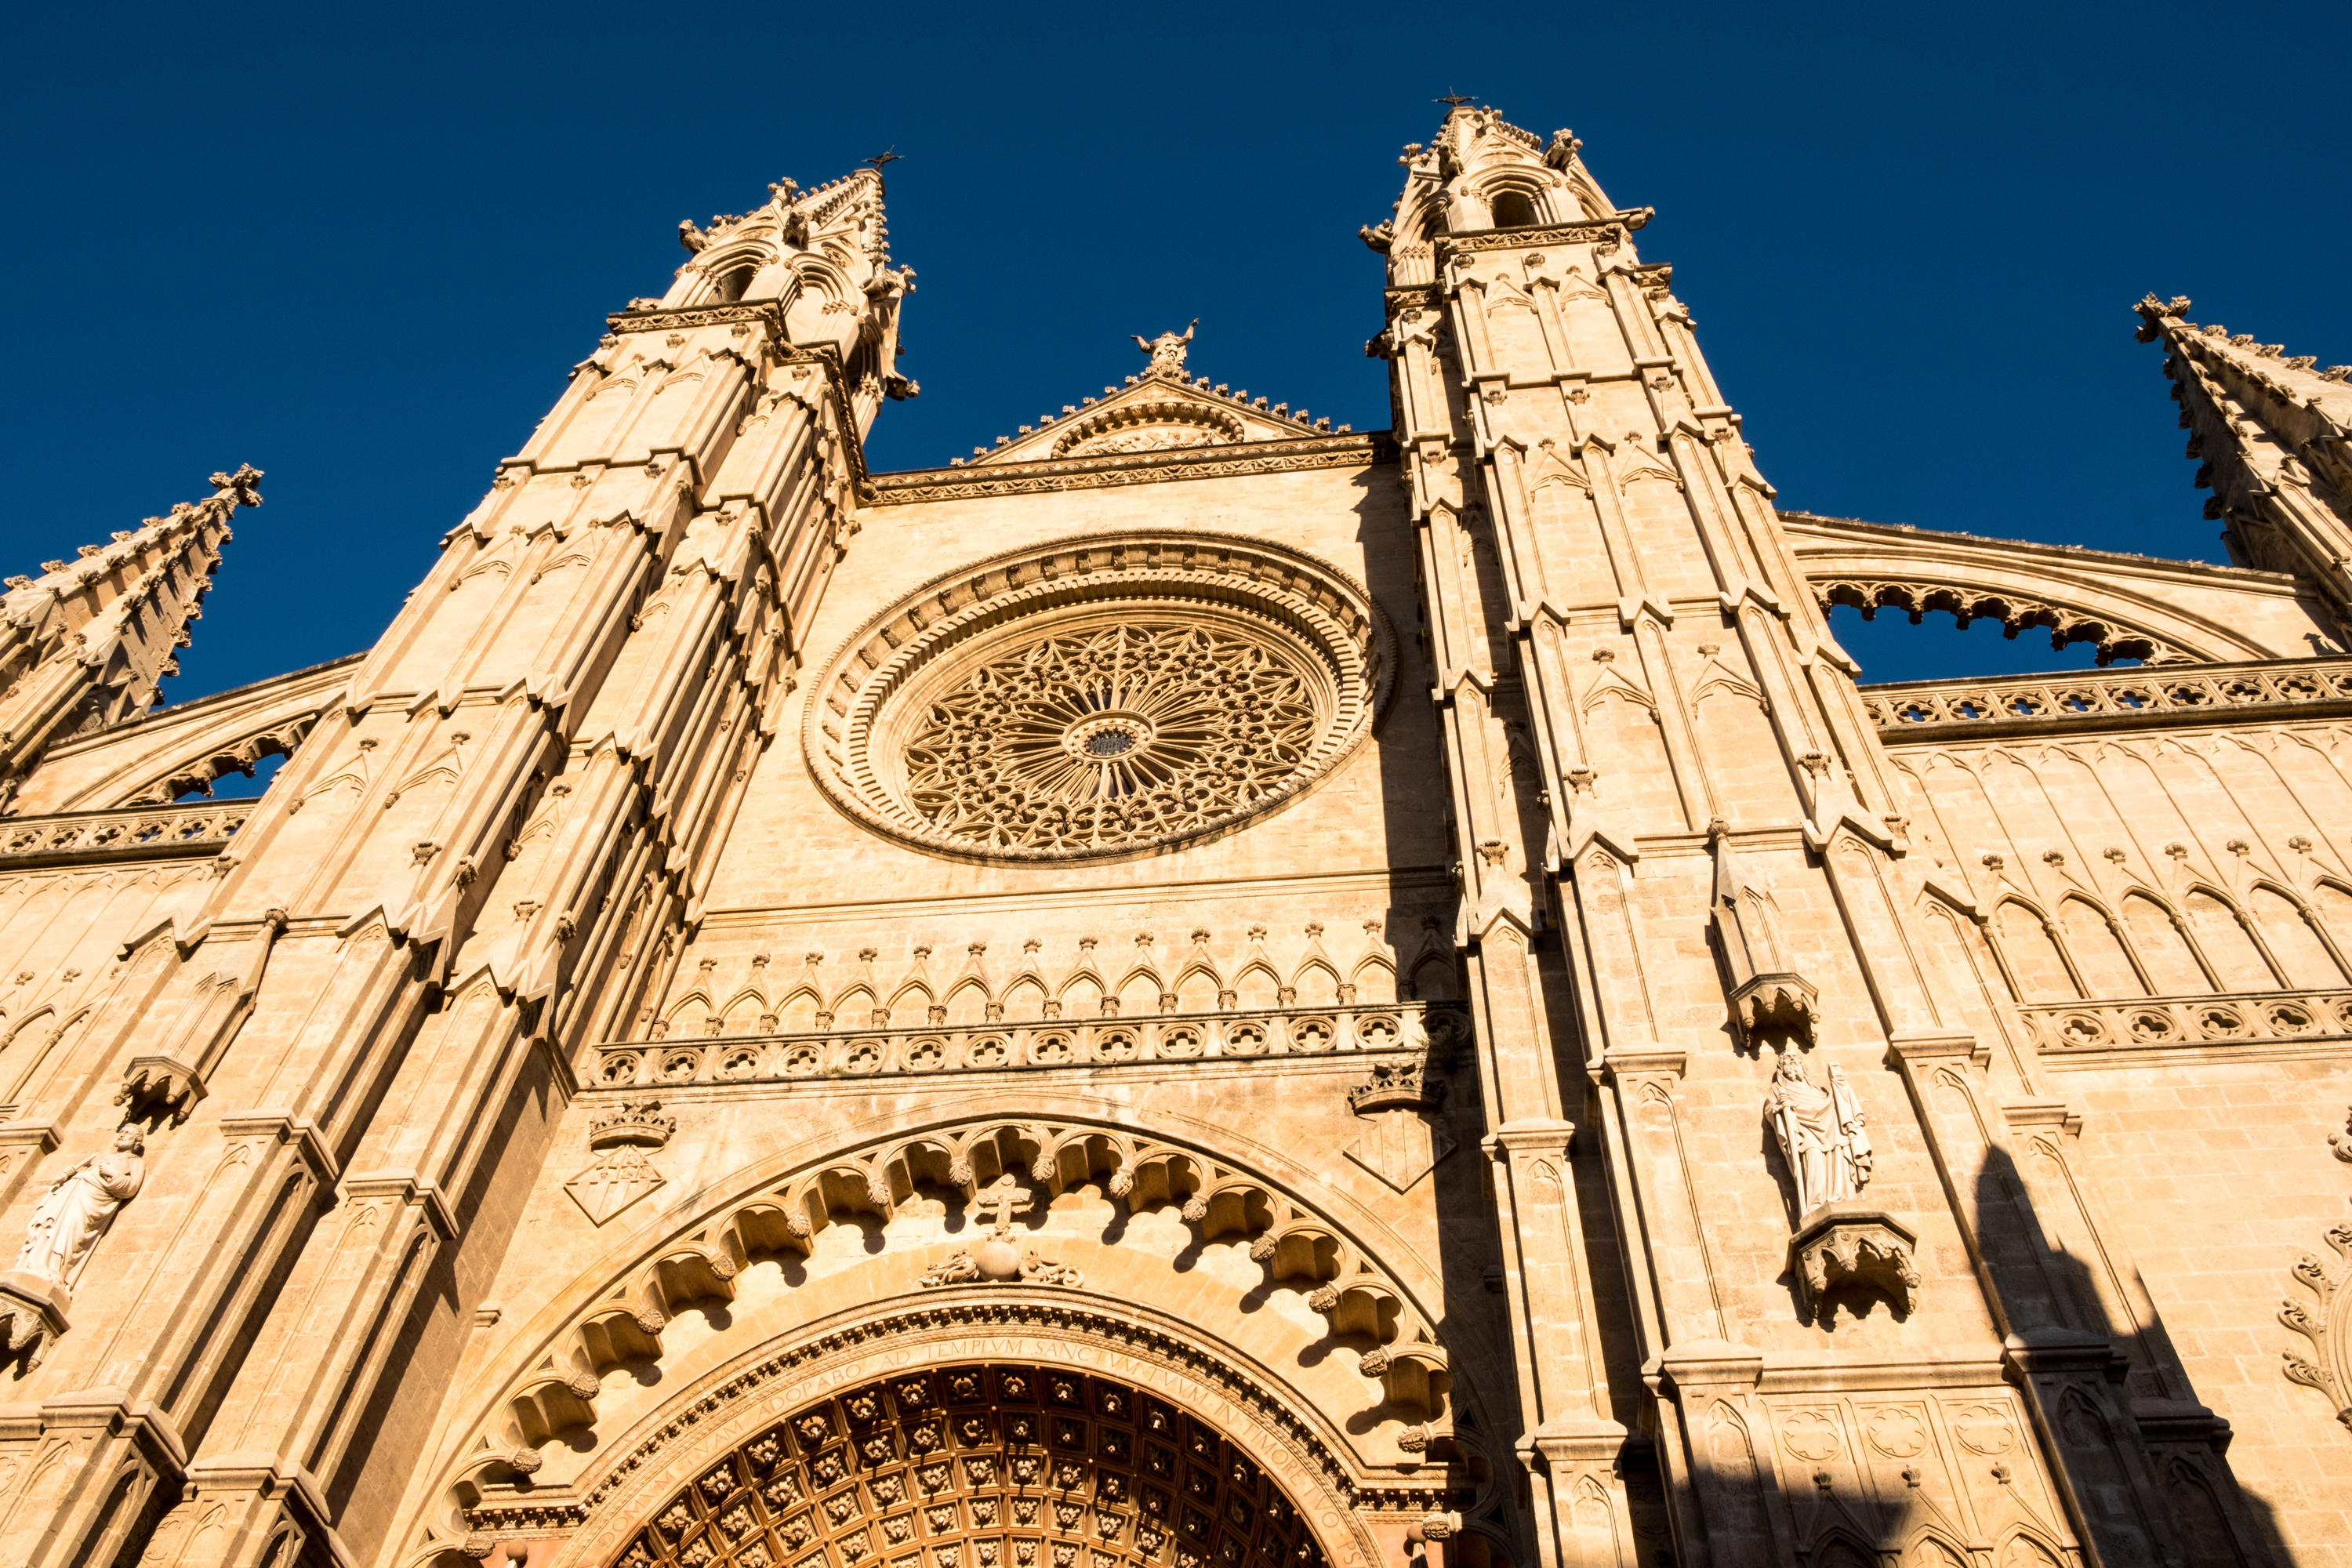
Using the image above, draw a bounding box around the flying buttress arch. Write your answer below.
[1782,510,2328,666]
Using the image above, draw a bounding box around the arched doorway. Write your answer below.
[606,1363,1328,1568]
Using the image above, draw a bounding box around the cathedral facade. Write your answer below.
[1,106,2349,1568]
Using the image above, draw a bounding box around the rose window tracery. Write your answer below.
[608,1363,1327,1568]
[899,622,1322,854]
[804,535,1392,861]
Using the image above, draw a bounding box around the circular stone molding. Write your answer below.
[804,533,1394,862]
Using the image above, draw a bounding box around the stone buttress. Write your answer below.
[1375,108,2274,1568]
[0,169,909,1567]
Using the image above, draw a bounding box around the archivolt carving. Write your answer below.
[803,535,1394,862]
[468,1114,1450,1494]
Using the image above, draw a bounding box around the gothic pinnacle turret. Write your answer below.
[2135,292,2352,641]
[0,464,260,812]
[644,165,918,425]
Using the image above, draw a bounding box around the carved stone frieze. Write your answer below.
[2027,989,2352,1065]
[1429,211,1653,260]
[597,1004,1455,1089]
[0,801,251,867]
[868,433,1392,506]
[1864,655,2352,740]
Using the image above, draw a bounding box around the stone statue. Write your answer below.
[1762,1052,1870,1216]
[17,1123,146,1289]
[1131,320,1199,378]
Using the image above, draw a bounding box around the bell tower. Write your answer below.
[1374,106,2273,1568]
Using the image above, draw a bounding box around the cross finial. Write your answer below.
[1435,90,1474,109]
[866,147,902,169]
[976,1173,1033,1237]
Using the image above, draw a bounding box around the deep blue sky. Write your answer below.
[7,1,2347,706]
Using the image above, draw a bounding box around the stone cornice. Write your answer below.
[867,431,1396,506]
[1,800,248,869]
[1432,209,1653,261]
[1864,655,2352,742]
[1780,509,2299,586]
[604,300,778,336]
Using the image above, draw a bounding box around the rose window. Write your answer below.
[804,534,1392,861]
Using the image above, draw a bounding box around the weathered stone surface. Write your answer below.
[0,107,2344,1568]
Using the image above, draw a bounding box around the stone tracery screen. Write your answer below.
[608,1363,1329,1568]
[804,535,1393,862]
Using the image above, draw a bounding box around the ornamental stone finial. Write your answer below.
[209,464,264,511]
[1130,321,1198,378]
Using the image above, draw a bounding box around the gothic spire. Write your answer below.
[0,464,260,811]
[2135,294,2352,641]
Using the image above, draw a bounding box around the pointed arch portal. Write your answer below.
[483,1303,1396,1568]
[599,1362,1326,1568]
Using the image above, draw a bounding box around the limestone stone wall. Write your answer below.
[1886,714,2352,1564]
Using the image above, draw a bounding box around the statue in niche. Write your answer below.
[16,1124,146,1289]
[1762,1052,1871,1216]
[1131,320,1198,378]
